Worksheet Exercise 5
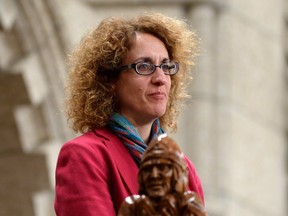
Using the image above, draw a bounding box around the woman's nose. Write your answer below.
[151,67,168,85]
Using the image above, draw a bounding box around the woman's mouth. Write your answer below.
[148,92,166,100]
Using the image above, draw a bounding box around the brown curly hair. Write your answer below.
[65,13,199,133]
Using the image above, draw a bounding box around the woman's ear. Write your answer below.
[109,83,117,98]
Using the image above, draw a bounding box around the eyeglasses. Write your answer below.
[120,61,179,76]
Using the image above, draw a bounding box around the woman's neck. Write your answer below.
[136,124,153,143]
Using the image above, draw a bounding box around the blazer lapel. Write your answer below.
[95,128,139,195]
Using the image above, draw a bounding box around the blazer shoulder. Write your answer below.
[57,128,120,169]
[62,128,117,148]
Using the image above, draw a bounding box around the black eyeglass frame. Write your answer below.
[119,61,179,76]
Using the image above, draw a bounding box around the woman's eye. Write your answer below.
[162,64,170,71]
[137,63,150,70]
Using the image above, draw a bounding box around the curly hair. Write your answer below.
[65,12,199,133]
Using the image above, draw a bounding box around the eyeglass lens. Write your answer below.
[136,62,178,75]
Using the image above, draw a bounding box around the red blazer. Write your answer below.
[54,128,204,216]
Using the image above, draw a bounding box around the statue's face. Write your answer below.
[141,159,173,199]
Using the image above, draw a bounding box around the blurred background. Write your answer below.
[0,0,287,215]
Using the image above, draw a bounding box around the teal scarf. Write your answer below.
[107,113,164,165]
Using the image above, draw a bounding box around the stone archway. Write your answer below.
[0,0,70,215]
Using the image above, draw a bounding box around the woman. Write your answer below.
[54,13,204,216]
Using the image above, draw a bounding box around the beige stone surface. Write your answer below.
[0,153,50,216]
[0,73,30,152]
[226,0,284,34]
[14,105,49,152]
[54,0,185,48]
[218,107,286,215]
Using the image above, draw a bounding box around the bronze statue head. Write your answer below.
[138,134,188,199]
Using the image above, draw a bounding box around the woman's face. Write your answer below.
[114,32,171,125]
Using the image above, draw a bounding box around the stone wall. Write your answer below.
[0,0,287,215]
[0,0,70,215]
[178,1,287,215]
